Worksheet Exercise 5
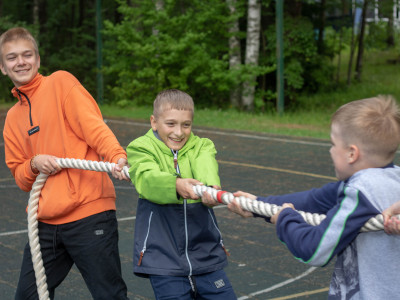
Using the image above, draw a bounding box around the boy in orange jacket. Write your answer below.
[1,27,129,299]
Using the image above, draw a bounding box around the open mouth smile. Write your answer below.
[169,137,184,143]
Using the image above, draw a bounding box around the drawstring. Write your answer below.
[188,275,197,299]
[17,89,40,136]
[52,226,58,260]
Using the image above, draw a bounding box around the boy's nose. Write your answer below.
[174,127,183,136]
[16,55,25,65]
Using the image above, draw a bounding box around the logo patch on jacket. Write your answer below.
[214,279,225,289]
[94,229,104,236]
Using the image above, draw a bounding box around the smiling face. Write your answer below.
[0,39,40,88]
[151,108,193,151]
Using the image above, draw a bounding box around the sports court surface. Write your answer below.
[2,113,396,299]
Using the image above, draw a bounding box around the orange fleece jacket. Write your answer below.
[3,71,127,224]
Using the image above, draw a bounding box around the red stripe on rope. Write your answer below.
[216,191,227,203]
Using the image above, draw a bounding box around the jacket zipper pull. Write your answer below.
[173,150,178,171]
[138,251,144,266]
[221,241,230,256]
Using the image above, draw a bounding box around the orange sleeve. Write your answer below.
[63,83,126,163]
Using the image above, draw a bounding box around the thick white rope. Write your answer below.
[191,185,386,232]
[27,173,50,300]
[27,158,390,299]
[27,159,130,300]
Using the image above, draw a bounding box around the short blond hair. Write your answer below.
[331,95,400,161]
[153,89,194,119]
[0,27,39,65]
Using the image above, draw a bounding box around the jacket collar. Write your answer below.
[147,129,196,156]
[11,73,43,101]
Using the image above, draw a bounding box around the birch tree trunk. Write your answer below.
[226,0,242,108]
[347,1,356,86]
[355,0,369,82]
[317,0,327,55]
[152,0,164,36]
[242,0,261,111]
[33,0,40,28]
[386,0,395,47]
[336,0,346,84]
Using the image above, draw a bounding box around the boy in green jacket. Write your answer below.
[127,89,236,300]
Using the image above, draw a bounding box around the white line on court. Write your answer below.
[0,205,225,237]
[0,184,19,188]
[0,229,28,237]
[237,267,317,299]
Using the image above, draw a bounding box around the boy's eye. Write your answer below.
[184,123,191,128]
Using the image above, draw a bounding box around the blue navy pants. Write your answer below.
[149,269,237,300]
[15,210,129,300]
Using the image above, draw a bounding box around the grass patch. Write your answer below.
[100,105,332,139]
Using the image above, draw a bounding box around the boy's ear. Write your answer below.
[348,144,359,164]
[150,115,157,131]
[0,63,7,75]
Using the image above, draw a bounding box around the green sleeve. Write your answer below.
[190,138,220,187]
[127,139,180,204]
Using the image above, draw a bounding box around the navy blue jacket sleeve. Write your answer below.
[254,182,342,221]
[276,186,380,266]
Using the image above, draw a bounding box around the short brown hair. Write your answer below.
[153,89,194,119]
[0,27,39,65]
[331,95,400,161]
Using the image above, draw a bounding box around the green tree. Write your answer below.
[103,0,239,107]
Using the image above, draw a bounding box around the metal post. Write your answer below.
[96,0,104,104]
[276,0,284,115]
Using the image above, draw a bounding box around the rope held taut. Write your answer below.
[27,158,390,300]
[191,185,387,232]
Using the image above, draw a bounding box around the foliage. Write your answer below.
[365,21,391,50]
[103,0,247,108]
[38,1,97,92]
[0,0,398,114]
[262,16,335,106]
[0,0,120,102]
[100,48,400,139]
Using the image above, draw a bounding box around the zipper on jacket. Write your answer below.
[171,150,193,275]
[16,89,33,126]
[138,211,153,266]
[172,150,179,171]
[208,209,230,256]
[184,198,193,276]
[16,89,40,136]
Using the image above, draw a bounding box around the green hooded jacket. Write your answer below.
[127,129,220,203]
[127,129,228,277]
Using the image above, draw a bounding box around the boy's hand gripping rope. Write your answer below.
[27,158,390,300]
